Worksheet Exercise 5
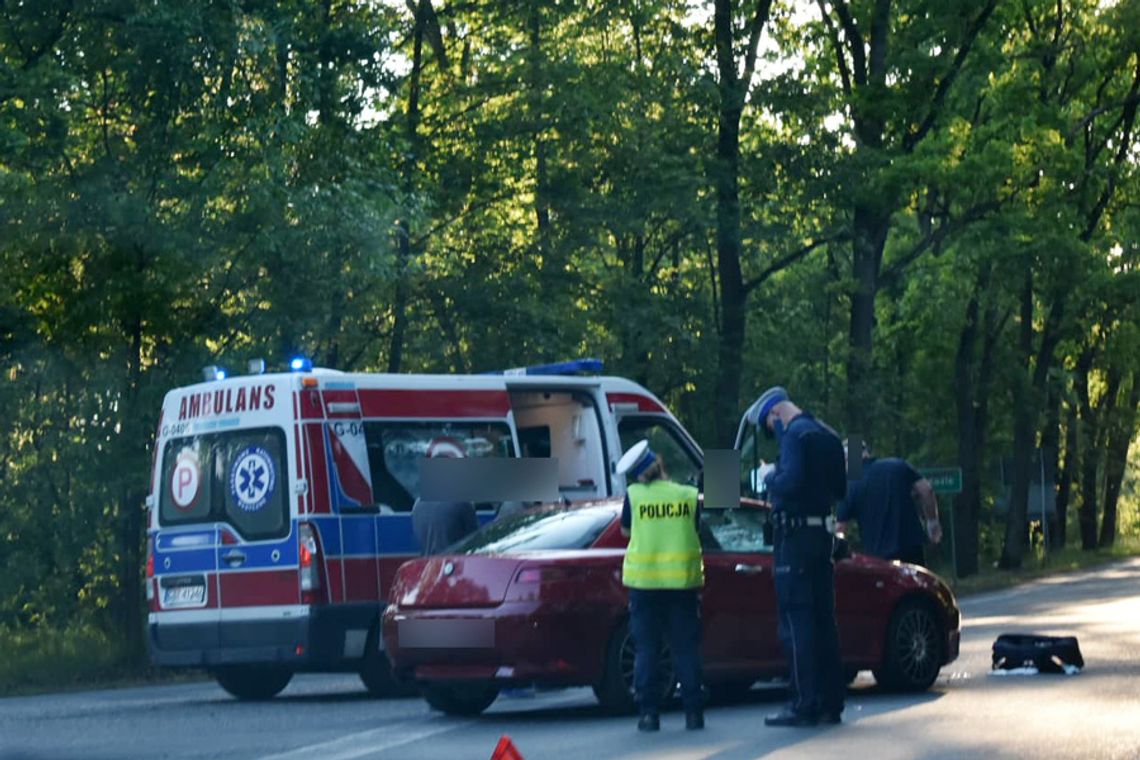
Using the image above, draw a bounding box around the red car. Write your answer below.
[382,499,961,716]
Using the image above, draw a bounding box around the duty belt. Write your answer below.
[770,513,835,533]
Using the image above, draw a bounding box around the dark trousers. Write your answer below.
[773,527,845,717]
[891,544,926,567]
[628,588,703,714]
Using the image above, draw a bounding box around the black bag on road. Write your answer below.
[992,633,1084,673]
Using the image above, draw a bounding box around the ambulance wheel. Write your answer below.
[421,683,499,716]
[359,627,418,698]
[873,600,943,692]
[593,620,674,715]
[214,664,292,700]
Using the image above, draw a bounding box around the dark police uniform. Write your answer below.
[620,468,704,731]
[763,412,846,725]
[838,457,927,565]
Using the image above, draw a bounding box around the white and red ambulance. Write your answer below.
[145,359,706,699]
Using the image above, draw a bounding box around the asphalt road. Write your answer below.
[4,557,1140,760]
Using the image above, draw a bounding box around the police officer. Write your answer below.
[747,386,846,727]
[619,439,705,732]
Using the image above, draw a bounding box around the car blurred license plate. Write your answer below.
[162,582,206,608]
[399,619,494,648]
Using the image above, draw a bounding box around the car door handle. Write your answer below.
[734,564,765,575]
[222,550,247,568]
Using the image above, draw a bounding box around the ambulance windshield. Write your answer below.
[158,427,289,540]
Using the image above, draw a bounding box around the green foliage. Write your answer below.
[1,0,1138,690]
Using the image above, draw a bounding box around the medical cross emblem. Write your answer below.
[230,446,276,513]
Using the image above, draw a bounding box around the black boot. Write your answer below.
[685,711,705,730]
[637,712,660,732]
[818,709,843,725]
[764,709,818,727]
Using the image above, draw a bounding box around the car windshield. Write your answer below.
[451,506,616,554]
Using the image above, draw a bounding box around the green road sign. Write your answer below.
[918,467,962,494]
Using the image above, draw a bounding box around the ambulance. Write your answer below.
[145,358,708,699]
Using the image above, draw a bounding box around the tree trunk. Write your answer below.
[845,206,890,435]
[1053,401,1078,549]
[1099,374,1138,547]
[1040,379,1062,545]
[1002,275,1065,568]
[388,224,411,374]
[712,106,745,447]
[1001,272,1036,568]
[119,484,145,664]
[711,0,745,446]
[1073,347,1099,550]
[952,285,981,577]
[527,1,552,258]
[388,2,428,373]
[118,250,147,664]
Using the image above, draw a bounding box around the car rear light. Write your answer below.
[145,537,155,602]
[299,522,324,604]
[515,566,579,584]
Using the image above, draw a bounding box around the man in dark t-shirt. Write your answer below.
[837,446,942,566]
[412,498,478,555]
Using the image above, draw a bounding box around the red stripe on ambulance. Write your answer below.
[358,389,510,418]
[220,570,300,607]
[606,392,666,413]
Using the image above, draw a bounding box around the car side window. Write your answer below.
[700,508,772,554]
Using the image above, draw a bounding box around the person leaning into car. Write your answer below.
[618,439,705,733]
[837,438,942,567]
[748,386,846,728]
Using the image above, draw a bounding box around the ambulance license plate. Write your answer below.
[162,578,206,608]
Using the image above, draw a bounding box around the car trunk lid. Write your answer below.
[394,556,523,609]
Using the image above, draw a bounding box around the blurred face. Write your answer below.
[765,405,780,433]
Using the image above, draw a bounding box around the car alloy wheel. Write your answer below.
[874,601,943,691]
[594,620,675,714]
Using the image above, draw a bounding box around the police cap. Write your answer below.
[617,439,657,480]
[746,386,789,426]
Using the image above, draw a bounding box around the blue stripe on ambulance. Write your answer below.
[153,528,217,574]
[216,535,298,566]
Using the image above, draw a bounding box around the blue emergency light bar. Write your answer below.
[487,358,604,376]
[290,356,314,372]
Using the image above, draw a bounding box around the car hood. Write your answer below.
[845,553,959,613]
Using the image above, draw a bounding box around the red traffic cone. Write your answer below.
[490,735,525,760]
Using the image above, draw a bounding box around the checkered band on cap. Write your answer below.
[747,386,789,425]
[617,439,657,479]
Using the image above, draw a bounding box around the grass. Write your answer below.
[0,624,205,697]
[942,535,1140,597]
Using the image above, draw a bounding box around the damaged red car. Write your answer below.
[382,498,960,716]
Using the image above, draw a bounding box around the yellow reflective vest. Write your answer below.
[622,480,704,590]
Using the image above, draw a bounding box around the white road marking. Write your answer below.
[255,721,472,760]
